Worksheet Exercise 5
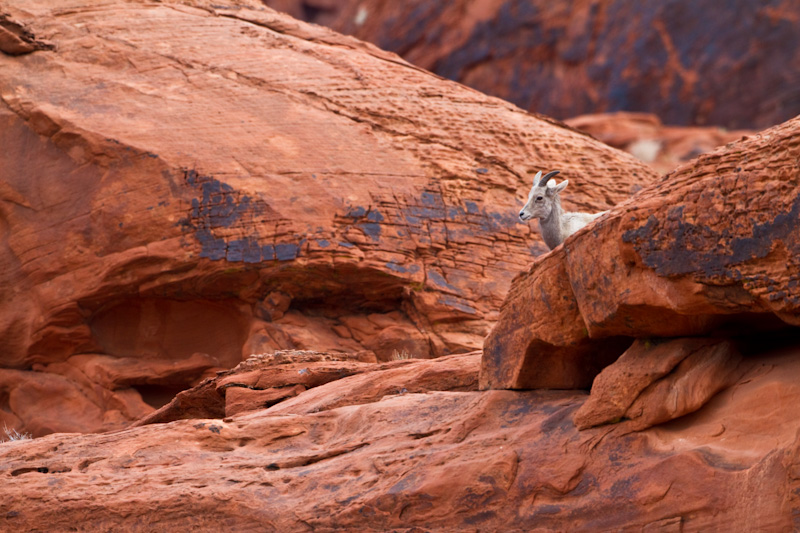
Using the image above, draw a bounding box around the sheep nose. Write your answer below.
[518,210,525,219]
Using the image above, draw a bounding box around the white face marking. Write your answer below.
[519,170,569,222]
[520,183,552,221]
[519,175,565,222]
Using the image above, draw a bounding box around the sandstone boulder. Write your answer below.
[0,368,153,436]
[482,114,800,391]
[255,350,480,416]
[265,0,800,130]
[0,0,655,435]
[0,352,221,437]
[137,349,479,423]
[136,350,375,424]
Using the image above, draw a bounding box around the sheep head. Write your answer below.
[519,170,569,222]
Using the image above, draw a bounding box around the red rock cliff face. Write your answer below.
[0,0,656,436]
[2,1,800,530]
[264,0,800,130]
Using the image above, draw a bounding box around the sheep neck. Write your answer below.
[537,195,565,250]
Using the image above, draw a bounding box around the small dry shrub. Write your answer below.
[1,424,31,443]
[391,349,415,361]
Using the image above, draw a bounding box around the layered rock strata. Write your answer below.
[3,347,800,531]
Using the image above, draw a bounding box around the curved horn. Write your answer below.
[538,170,560,187]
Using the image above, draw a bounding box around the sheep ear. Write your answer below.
[554,180,569,193]
[532,170,543,185]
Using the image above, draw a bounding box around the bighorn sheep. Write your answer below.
[518,170,606,250]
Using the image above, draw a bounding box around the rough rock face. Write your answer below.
[482,114,800,392]
[573,338,744,431]
[0,0,656,436]
[566,112,753,175]
[264,0,800,130]
[136,349,478,424]
[0,352,216,436]
[3,346,800,531]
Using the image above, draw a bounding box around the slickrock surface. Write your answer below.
[3,347,800,531]
[566,112,753,175]
[482,114,800,391]
[0,0,655,436]
[138,349,479,424]
[573,338,744,431]
[135,349,479,424]
[265,0,800,130]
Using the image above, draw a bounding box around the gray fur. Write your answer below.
[519,170,607,250]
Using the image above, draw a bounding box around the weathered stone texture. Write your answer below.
[0,0,655,436]
[566,112,753,175]
[137,349,480,424]
[2,1,800,530]
[482,115,800,390]
[3,347,800,531]
[574,338,743,431]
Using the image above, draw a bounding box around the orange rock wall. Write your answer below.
[2,1,800,529]
[0,0,656,435]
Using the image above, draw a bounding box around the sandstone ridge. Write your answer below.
[0,0,655,436]
[4,346,800,530]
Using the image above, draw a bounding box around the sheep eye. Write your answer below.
[536,196,543,201]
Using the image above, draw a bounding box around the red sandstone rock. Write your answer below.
[0,368,153,437]
[480,246,627,390]
[263,351,480,415]
[482,114,800,391]
[224,383,306,416]
[3,346,800,530]
[4,0,799,528]
[0,13,52,55]
[52,352,218,390]
[574,338,743,431]
[138,350,479,423]
[265,0,800,130]
[0,0,654,435]
[137,350,378,425]
[0,351,219,437]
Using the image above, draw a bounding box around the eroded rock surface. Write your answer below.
[3,346,800,531]
[574,338,743,431]
[264,0,800,130]
[3,0,799,529]
[138,349,480,424]
[0,0,655,436]
[482,114,800,391]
